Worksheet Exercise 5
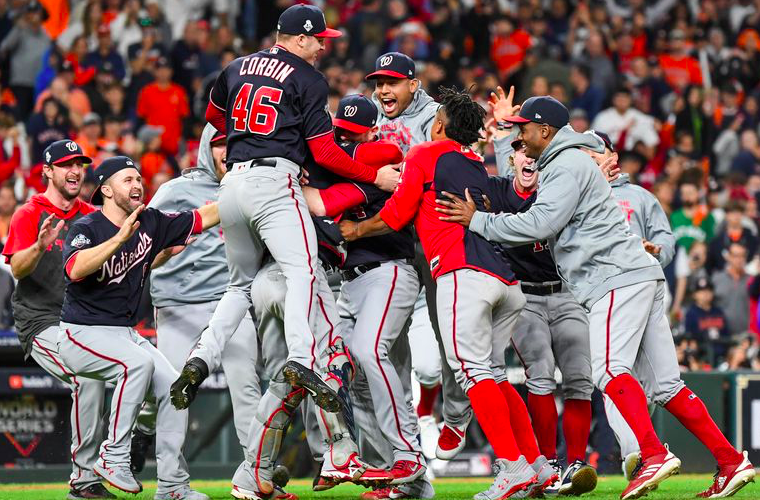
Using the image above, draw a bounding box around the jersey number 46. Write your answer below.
[231,84,282,135]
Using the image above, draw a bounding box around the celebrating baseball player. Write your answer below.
[436,96,755,499]
[341,88,557,499]
[2,140,113,500]
[56,156,220,499]
[476,87,596,496]
[144,124,260,458]
[368,51,473,462]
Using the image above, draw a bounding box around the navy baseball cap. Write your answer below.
[277,4,341,38]
[44,140,91,166]
[587,130,615,152]
[506,96,569,129]
[366,52,416,80]
[333,94,377,134]
[90,156,140,205]
[210,130,226,145]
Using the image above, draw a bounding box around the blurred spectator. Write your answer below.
[713,242,751,335]
[573,30,616,97]
[170,21,202,98]
[671,181,716,251]
[126,20,166,112]
[0,113,20,184]
[672,240,709,319]
[713,113,746,176]
[82,61,117,118]
[162,0,231,41]
[81,24,126,82]
[676,336,708,372]
[26,97,69,165]
[57,0,103,52]
[707,199,759,273]
[490,16,532,83]
[569,108,590,132]
[658,29,703,92]
[75,112,100,160]
[34,75,91,128]
[0,1,51,119]
[592,87,660,158]
[0,180,14,244]
[683,277,730,363]
[136,57,189,157]
[730,129,760,178]
[109,0,142,60]
[137,124,171,188]
[569,63,604,121]
[64,35,96,87]
[717,337,758,371]
[674,87,713,157]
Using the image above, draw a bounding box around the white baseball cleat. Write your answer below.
[154,485,210,500]
[620,446,680,500]
[696,451,755,498]
[418,415,440,460]
[93,462,142,494]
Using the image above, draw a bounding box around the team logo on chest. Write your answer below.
[98,232,153,285]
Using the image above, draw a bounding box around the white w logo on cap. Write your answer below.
[343,105,358,117]
[66,141,78,151]
[380,55,393,67]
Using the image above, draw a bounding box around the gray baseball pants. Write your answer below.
[30,325,105,489]
[57,322,190,491]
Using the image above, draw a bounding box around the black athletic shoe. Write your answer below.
[282,360,342,413]
[558,459,598,496]
[170,357,209,409]
[130,428,153,473]
[273,464,290,487]
[67,483,117,499]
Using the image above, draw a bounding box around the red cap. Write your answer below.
[332,118,369,134]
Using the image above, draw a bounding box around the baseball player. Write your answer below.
[341,88,557,499]
[367,52,473,461]
[436,96,755,499]
[478,94,596,495]
[1,140,113,500]
[173,3,398,427]
[142,125,259,458]
[303,94,434,499]
[584,131,676,480]
[57,156,220,499]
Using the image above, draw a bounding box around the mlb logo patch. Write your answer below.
[71,233,91,248]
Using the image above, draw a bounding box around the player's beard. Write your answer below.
[51,173,82,201]
[114,188,143,214]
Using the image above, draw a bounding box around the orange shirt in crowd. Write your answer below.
[659,54,703,90]
[140,151,172,189]
[490,29,531,76]
[41,0,69,40]
[136,83,189,156]
[34,88,91,118]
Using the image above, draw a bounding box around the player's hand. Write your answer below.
[599,153,620,182]
[374,164,400,192]
[339,220,359,241]
[489,85,521,123]
[300,168,310,186]
[435,189,477,227]
[643,238,662,256]
[115,205,144,244]
[36,214,65,251]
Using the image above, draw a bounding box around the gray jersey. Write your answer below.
[470,125,664,309]
[149,124,227,307]
[374,88,439,154]
[610,174,676,267]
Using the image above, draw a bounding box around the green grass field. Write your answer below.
[0,476,756,500]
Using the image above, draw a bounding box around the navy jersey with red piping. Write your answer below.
[60,208,202,327]
[1,195,96,357]
[487,176,560,283]
[379,140,516,283]
[208,45,332,166]
[338,142,414,267]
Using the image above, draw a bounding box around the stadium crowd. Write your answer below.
[0,0,760,375]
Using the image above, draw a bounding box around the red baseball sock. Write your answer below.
[527,393,558,460]
[499,381,540,463]
[605,374,666,459]
[469,379,521,460]
[664,387,742,466]
[417,383,441,417]
[563,399,591,463]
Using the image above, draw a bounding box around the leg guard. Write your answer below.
[323,337,356,441]
[244,380,305,495]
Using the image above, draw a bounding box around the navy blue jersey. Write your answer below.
[487,176,560,283]
[209,45,333,166]
[338,142,414,267]
[61,208,201,326]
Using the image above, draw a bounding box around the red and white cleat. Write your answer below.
[697,451,755,498]
[319,452,393,488]
[360,487,393,499]
[388,460,426,485]
[620,447,681,500]
[435,416,471,460]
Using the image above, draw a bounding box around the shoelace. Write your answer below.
[391,461,412,474]
[629,459,644,480]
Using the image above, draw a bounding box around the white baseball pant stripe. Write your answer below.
[191,159,318,373]
[436,269,525,393]
[58,323,191,490]
[155,302,260,450]
[338,261,423,463]
[588,280,684,404]
[30,326,104,489]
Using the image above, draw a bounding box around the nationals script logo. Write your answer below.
[98,232,153,285]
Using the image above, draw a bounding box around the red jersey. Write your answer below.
[379,140,516,284]
[136,82,190,156]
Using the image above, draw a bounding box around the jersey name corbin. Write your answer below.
[238,56,295,83]
[98,232,153,285]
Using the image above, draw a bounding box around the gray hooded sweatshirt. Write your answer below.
[374,87,440,153]
[149,124,228,307]
[470,125,664,310]
[610,173,676,267]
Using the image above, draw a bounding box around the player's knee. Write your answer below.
[129,354,155,380]
[652,378,685,406]
[561,371,594,399]
[347,337,374,366]
[526,376,556,395]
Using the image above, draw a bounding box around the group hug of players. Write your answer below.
[5,4,756,500]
